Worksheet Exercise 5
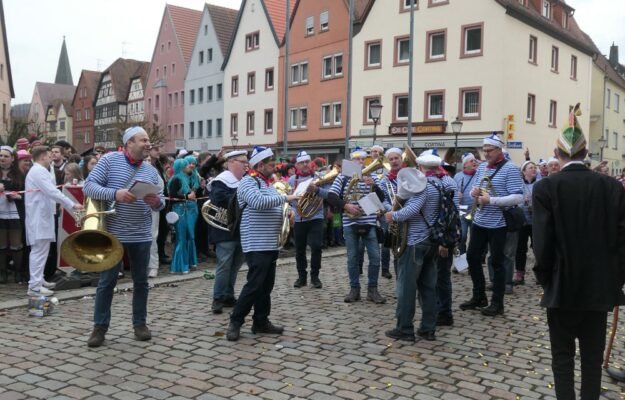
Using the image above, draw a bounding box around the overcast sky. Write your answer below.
[5,0,625,104]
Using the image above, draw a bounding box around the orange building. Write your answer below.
[277,0,370,161]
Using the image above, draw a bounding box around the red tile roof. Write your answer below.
[264,0,293,43]
[207,3,239,56]
[167,4,203,66]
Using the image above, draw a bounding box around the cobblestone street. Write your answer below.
[1,252,625,399]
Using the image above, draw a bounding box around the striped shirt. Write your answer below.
[83,152,164,243]
[380,174,398,212]
[288,174,329,222]
[392,176,457,246]
[453,171,476,207]
[238,175,286,253]
[472,161,523,229]
[329,174,380,227]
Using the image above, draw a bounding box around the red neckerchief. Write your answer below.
[123,149,142,167]
[486,154,505,169]
[386,168,400,181]
[463,168,476,176]
[425,170,445,178]
[295,170,312,178]
[250,169,273,186]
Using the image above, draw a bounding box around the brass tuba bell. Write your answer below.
[272,181,292,248]
[60,198,124,273]
[201,200,230,231]
[296,165,340,219]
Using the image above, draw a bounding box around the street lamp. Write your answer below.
[231,134,239,150]
[598,136,607,161]
[451,117,463,165]
[370,102,383,145]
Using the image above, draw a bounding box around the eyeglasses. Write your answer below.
[232,159,249,165]
[483,148,499,154]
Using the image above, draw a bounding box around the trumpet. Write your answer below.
[272,181,292,248]
[297,165,340,219]
[344,158,384,218]
[201,200,230,231]
[465,176,495,221]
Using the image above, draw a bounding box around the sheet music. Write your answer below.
[341,160,362,179]
[358,192,385,216]
[129,180,160,199]
[293,178,313,196]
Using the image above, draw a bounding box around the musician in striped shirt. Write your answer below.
[226,146,300,342]
[379,147,404,279]
[327,147,386,304]
[460,133,523,317]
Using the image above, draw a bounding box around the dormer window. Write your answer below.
[542,0,551,19]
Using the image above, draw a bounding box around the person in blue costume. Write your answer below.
[168,158,199,274]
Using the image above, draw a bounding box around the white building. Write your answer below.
[127,74,147,124]
[222,0,288,149]
[351,0,594,165]
[184,3,238,152]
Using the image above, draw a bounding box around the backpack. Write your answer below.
[226,177,261,237]
[422,180,461,249]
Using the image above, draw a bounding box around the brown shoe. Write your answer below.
[87,326,107,348]
[134,325,152,341]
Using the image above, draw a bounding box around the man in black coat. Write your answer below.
[533,105,625,400]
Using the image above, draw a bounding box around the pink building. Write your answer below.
[144,4,202,153]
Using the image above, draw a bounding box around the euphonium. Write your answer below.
[272,181,292,247]
[464,176,494,221]
[386,182,409,258]
[296,165,340,219]
[344,157,384,218]
[60,198,124,273]
[201,200,230,231]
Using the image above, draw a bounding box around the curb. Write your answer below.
[0,248,347,311]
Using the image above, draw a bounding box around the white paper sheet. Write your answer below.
[453,253,469,272]
[341,160,362,179]
[358,192,385,216]
[129,180,161,199]
[293,178,313,196]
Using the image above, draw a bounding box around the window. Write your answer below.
[542,0,551,19]
[290,107,308,129]
[607,89,611,109]
[207,120,213,137]
[208,85,214,102]
[425,90,444,120]
[551,46,559,72]
[208,48,213,62]
[290,109,298,130]
[461,23,483,57]
[526,94,536,123]
[322,55,342,78]
[529,35,537,64]
[570,55,577,79]
[155,95,160,109]
[323,57,332,78]
[85,109,90,120]
[190,121,195,139]
[190,89,195,105]
[321,104,331,126]
[198,87,204,103]
[246,112,255,135]
[245,31,260,51]
[231,76,239,97]
[230,114,238,135]
[291,62,309,84]
[198,120,204,138]
[401,0,418,12]
[164,66,167,77]
[76,109,82,121]
[459,87,481,119]
[429,0,448,6]
[615,94,621,113]
[320,11,329,31]
[59,120,65,131]
[199,51,204,65]
[291,64,300,85]
[265,68,274,90]
[264,109,273,133]
[300,108,308,128]
[613,132,618,150]
[320,103,342,127]
[216,118,222,137]
[549,100,557,127]
[306,16,314,35]
[333,103,342,125]
[217,84,223,100]
[301,62,309,82]
[394,94,409,121]
[366,41,382,68]
[426,30,446,62]
[204,25,208,35]
[84,131,90,144]
[174,92,179,106]
[247,72,256,94]
[395,36,410,65]
[364,96,381,124]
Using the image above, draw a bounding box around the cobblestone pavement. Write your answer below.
[1,252,625,400]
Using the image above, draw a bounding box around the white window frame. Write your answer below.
[290,108,299,130]
[429,32,445,60]
[367,42,381,67]
[464,26,482,55]
[291,64,300,84]
[395,95,409,121]
[402,0,418,11]
[615,93,620,113]
[397,38,410,64]
[320,11,329,32]
[527,94,536,122]
[306,16,314,35]
[332,102,342,125]
[549,100,557,127]
[321,104,331,127]
[462,90,480,118]
[542,0,551,19]
[427,93,444,119]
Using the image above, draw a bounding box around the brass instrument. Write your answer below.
[272,181,292,248]
[344,158,384,218]
[401,144,418,168]
[296,165,340,219]
[60,198,124,273]
[465,176,494,221]
[365,155,391,180]
[201,200,230,231]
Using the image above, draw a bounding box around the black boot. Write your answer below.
[293,275,307,288]
[0,251,7,284]
[226,323,241,341]
[310,275,322,289]
[12,250,24,284]
[480,303,504,316]
[459,296,488,310]
[251,321,284,335]
[381,269,392,279]
[344,288,361,303]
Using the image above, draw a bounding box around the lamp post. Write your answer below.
[370,103,383,145]
[451,116,463,165]
[598,136,607,162]
[231,134,239,150]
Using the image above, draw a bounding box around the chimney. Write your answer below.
[609,42,619,67]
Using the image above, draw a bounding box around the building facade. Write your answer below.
[46,100,72,143]
[351,0,594,166]
[28,82,75,135]
[144,4,202,153]
[184,3,238,152]
[0,0,14,142]
[71,70,101,153]
[223,0,290,150]
[127,71,149,125]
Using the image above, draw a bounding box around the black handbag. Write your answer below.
[375,224,384,244]
[503,206,525,232]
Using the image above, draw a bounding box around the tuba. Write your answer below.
[201,201,230,231]
[296,165,340,219]
[272,180,292,248]
[465,176,495,221]
[344,157,384,218]
[60,198,124,273]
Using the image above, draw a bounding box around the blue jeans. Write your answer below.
[94,241,152,329]
[344,225,380,288]
[395,240,438,335]
[213,240,244,301]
